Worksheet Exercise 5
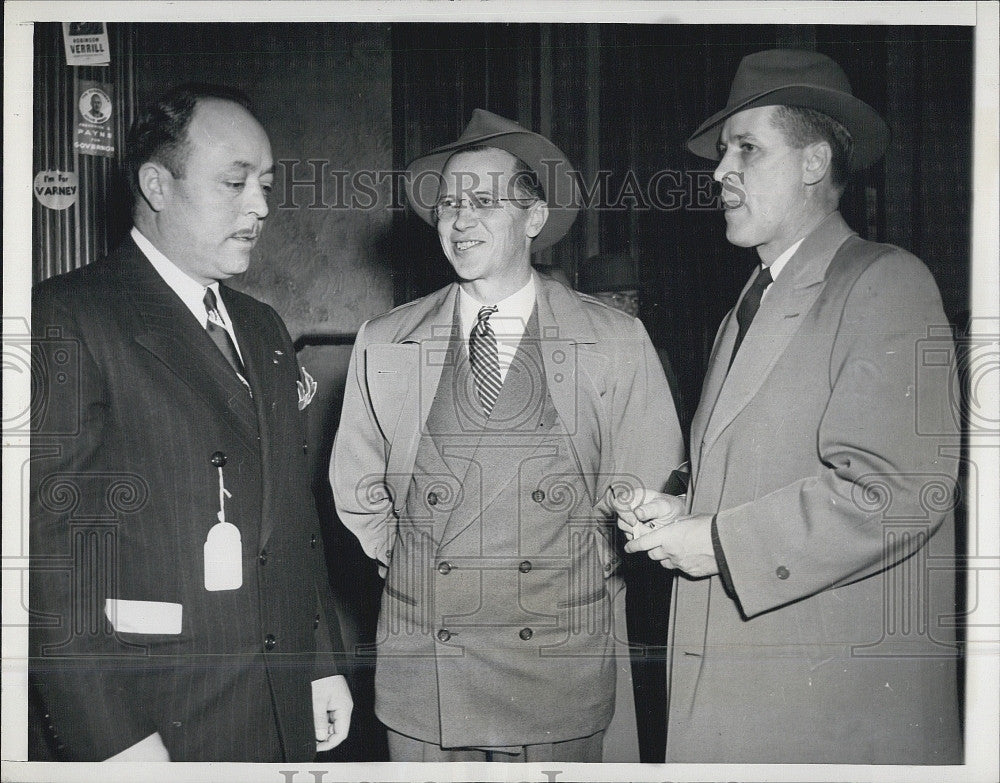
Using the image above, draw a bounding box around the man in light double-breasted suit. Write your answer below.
[331,110,684,762]
[622,50,962,763]
[30,84,351,761]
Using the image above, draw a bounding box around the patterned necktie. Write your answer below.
[729,265,773,370]
[203,288,244,375]
[469,305,502,416]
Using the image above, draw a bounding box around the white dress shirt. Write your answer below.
[760,237,803,303]
[458,274,536,385]
[131,227,244,363]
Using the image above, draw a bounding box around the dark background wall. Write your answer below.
[31,21,974,762]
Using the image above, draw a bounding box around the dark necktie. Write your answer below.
[729,265,773,369]
[469,305,502,416]
[203,288,244,375]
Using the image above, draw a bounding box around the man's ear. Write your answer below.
[137,161,171,212]
[802,141,833,186]
[525,201,549,239]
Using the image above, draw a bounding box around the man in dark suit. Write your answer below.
[621,50,961,763]
[29,83,352,762]
[331,110,684,762]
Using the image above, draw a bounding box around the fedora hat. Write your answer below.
[405,109,579,252]
[687,49,889,172]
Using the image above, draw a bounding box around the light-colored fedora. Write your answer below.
[405,109,580,252]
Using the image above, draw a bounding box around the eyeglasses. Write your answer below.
[432,192,533,221]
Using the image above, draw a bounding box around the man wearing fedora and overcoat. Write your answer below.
[332,110,684,761]
[622,50,961,763]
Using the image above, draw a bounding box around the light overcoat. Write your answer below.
[667,212,962,764]
[332,272,684,751]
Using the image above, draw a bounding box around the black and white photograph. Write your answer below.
[3,2,998,782]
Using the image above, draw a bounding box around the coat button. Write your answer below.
[438,561,452,575]
[310,534,317,548]
[436,629,451,642]
[531,489,545,503]
[776,566,790,580]
[519,628,533,641]
[258,550,268,565]
[427,491,439,506]
[314,613,320,630]
[302,440,308,454]
[264,634,276,651]
[518,560,532,573]
[210,451,227,467]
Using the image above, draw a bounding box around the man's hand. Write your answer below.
[105,731,170,761]
[624,513,719,577]
[612,489,686,540]
[312,674,353,751]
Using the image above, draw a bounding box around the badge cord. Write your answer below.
[204,465,243,591]
[218,466,231,526]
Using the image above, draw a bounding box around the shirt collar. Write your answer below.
[764,237,804,281]
[131,226,229,327]
[458,274,536,338]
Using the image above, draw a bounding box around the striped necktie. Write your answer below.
[203,288,244,375]
[469,305,502,416]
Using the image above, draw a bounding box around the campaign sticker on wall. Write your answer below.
[75,80,115,158]
[62,22,110,66]
[34,170,78,210]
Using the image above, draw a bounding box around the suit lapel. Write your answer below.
[439,276,608,544]
[442,314,549,543]
[534,274,607,499]
[698,212,857,457]
[369,285,459,512]
[223,288,277,544]
[119,241,260,452]
[690,301,739,475]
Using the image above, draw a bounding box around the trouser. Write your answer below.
[386,727,604,762]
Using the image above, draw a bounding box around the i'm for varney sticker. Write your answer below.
[33,170,78,210]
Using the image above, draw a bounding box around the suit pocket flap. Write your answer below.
[105,599,182,634]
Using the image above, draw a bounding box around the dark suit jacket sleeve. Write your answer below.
[29,282,157,759]
[714,249,958,618]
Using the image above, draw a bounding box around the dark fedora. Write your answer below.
[405,109,580,252]
[687,49,889,172]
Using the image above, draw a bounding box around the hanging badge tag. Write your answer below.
[204,521,243,591]
[205,465,241,591]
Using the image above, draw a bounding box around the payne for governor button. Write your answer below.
[34,170,78,210]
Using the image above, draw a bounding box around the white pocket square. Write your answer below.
[296,365,317,410]
[105,599,182,634]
